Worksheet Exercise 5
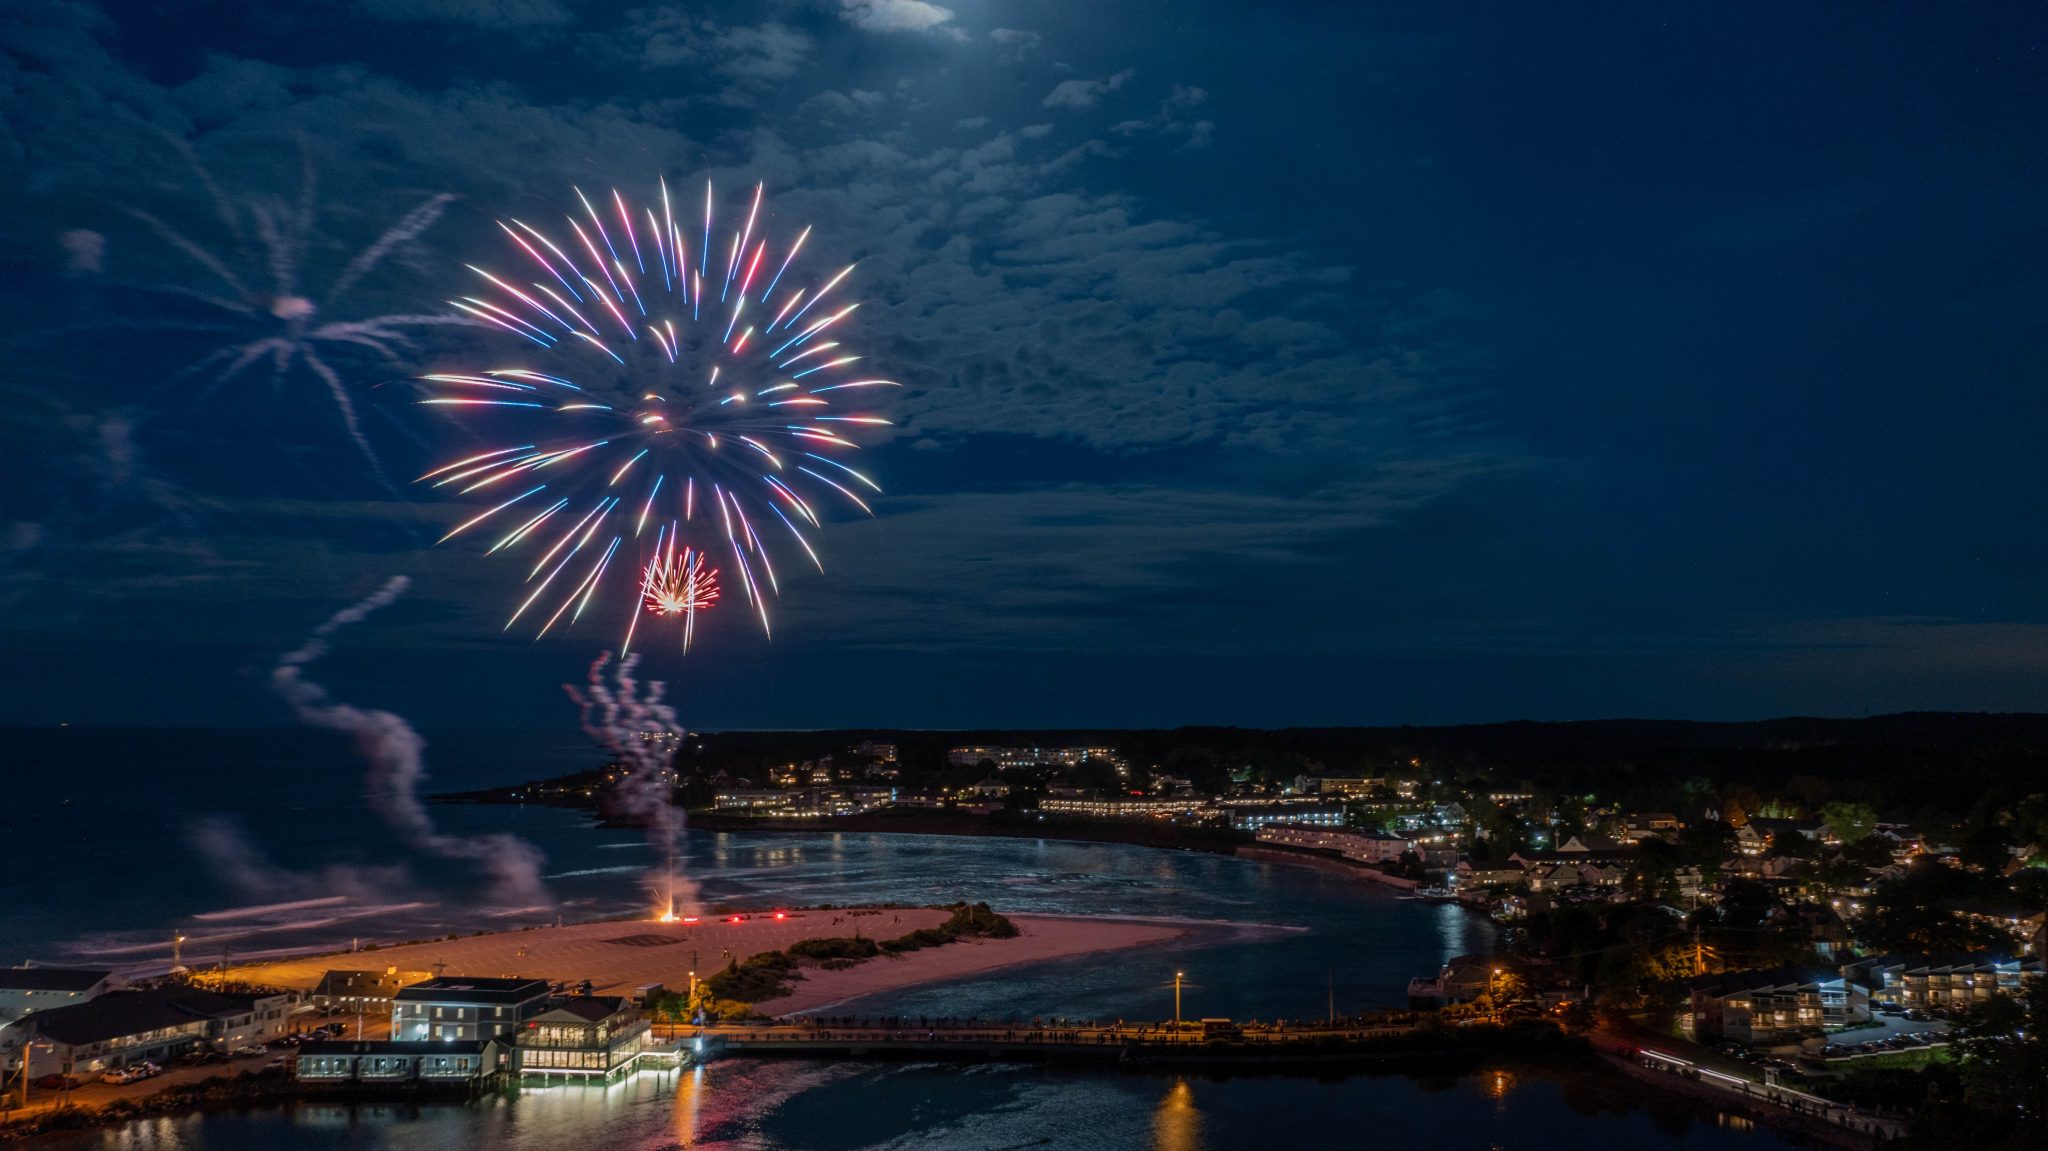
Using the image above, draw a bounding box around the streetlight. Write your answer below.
[1174,971,1185,1032]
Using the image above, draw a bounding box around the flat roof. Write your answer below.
[394,977,551,1005]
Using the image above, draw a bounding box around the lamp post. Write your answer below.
[1174,971,1184,1032]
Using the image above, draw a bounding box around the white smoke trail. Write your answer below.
[564,652,698,918]
[273,576,552,908]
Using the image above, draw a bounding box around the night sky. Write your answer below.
[4,1,2046,730]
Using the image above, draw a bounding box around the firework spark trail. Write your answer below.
[421,180,896,654]
[565,652,697,918]
[81,132,474,472]
[273,576,551,908]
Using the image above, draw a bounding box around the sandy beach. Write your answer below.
[228,908,1186,1018]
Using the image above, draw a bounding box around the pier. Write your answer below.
[680,1016,1453,1067]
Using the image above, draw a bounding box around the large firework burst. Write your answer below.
[419,180,894,652]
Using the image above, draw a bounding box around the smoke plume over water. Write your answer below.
[565,652,697,919]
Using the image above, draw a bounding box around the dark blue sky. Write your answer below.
[3,0,2045,730]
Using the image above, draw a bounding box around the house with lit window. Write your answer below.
[391,977,550,1043]
[0,967,113,1023]
[310,969,431,1016]
[1686,967,1868,1045]
[513,996,652,1079]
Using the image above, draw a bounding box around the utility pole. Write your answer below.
[1173,971,1184,1030]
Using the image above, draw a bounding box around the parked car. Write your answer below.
[100,1067,139,1085]
[34,1074,81,1090]
[231,1044,269,1057]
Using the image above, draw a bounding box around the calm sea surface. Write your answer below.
[2,728,1796,1149]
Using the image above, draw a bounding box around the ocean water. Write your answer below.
[1,727,1797,1148]
[25,1063,1794,1151]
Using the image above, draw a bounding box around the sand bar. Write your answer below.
[229,908,1185,1017]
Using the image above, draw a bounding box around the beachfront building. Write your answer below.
[1256,825,1414,863]
[311,969,431,1016]
[1222,801,1345,832]
[1686,967,1868,1045]
[0,967,113,1023]
[4,987,291,1076]
[295,1038,505,1084]
[514,997,653,1079]
[392,978,550,1043]
[1038,796,1209,820]
[1452,861,1529,892]
[711,786,898,816]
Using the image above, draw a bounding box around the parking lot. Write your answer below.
[1799,1010,1954,1063]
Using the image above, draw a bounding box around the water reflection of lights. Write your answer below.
[674,1065,704,1145]
[1483,1067,1517,1102]
[1152,1078,1203,1151]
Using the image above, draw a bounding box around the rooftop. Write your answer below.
[1687,966,1845,996]
[20,988,273,1046]
[532,996,629,1024]
[394,977,551,1005]
[0,967,111,993]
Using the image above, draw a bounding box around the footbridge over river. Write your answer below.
[677,1018,1432,1066]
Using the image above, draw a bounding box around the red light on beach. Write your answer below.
[729,915,743,923]
[774,912,786,920]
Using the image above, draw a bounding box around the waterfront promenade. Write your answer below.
[1588,1030,1904,1149]
[687,1015,1427,1063]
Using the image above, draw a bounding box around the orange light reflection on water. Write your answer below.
[1152,1078,1202,1151]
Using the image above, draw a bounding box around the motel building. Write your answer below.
[1684,967,1868,1045]
[1222,802,1346,832]
[4,987,291,1077]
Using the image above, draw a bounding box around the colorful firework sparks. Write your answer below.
[419,179,894,652]
[110,134,472,469]
[636,533,720,652]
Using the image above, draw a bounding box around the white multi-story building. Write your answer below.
[391,977,551,1043]
[1222,802,1346,832]
[946,746,1121,771]
[1256,825,1414,863]
[1038,796,1208,819]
